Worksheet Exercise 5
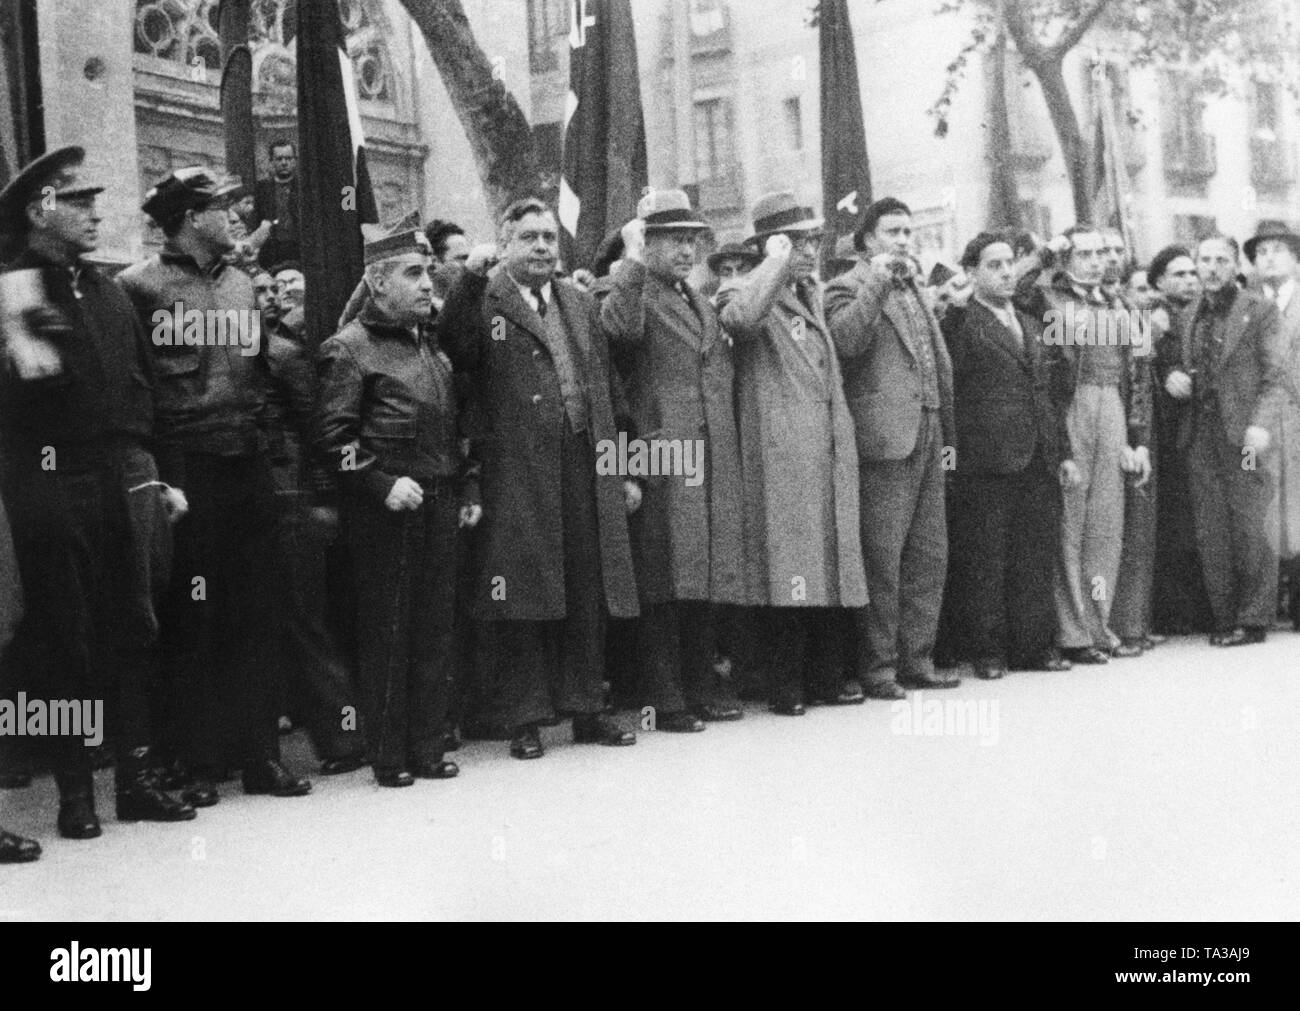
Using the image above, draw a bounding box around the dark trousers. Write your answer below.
[451,526,504,730]
[350,479,458,770]
[495,426,606,728]
[948,456,1060,665]
[636,601,736,713]
[1153,399,1213,633]
[1112,455,1158,642]
[156,452,279,769]
[1,446,161,776]
[1188,412,1278,631]
[859,409,947,683]
[764,607,850,705]
[273,497,362,761]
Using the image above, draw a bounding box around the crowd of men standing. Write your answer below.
[1,141,1296,865]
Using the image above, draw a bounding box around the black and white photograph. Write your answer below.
[0,0,1296,950]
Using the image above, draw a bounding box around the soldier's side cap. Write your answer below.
[0,145,105,233]
[141,167,243,225]
[745,191,823,248]
[363,210,432,265]
[1243,221,1300,264]
[638,188,709,233]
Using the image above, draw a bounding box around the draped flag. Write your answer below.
[559,0,648,273]
[1090,61,1134,254]
[819,0,872,271]
[217,0,256,193]
[296,0,377,347]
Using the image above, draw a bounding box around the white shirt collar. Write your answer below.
[515,277,552,308]
[975,295,1017,327]
[1273,277,1296,312]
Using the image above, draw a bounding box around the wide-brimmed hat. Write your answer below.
[745,191,823,248]
[0,145,105,235]
[1244,221,1300,264]
[637,188,709,233]
[706,241,761,274]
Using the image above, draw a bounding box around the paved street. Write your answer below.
[2,633,1298,921]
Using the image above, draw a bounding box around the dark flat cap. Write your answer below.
[141,167,243,226]
[0,145,105,234]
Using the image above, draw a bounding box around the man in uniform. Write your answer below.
[601,190,746,732]
[0,146,194,841]
[119,167,311,802]
[317,214,470,786]
[436,198,640,760]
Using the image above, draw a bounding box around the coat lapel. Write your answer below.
[486,271,549,346]
[647,274,705,352]
[777,284,830,380]
[970,300,1028,368]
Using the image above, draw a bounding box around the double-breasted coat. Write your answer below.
[600,259,746,606]
[717,255,867,608]
[435,267,638,622]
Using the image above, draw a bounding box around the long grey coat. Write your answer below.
[717,256,867,608]
[1259,286,1300,558]
[435,268,639,621]
[601,259,747,605]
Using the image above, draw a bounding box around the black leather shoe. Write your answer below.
[115,747,196,823]
[1037,649,1073,672]
[1063,646,1110,665]
[692,703,743,722]
[1113,639,1144,658]
[1143,634,1167,648]
[899,670,962,689]
[510,725,544,760]
[0,771,32,789]
[573,713,636,746]
[864,680,907,700]
[0,828,40,863]
[55,773,101,840]
[410,760,460,779]
[974,659,1007,680]
[769,700,806,716]
[320,755,365,776]
[442,730,462,753]
[656,711,706,733]
[375,767,414,787]
[811,680,867,705]
[1219,626,1266,647]
[181,781,219,808]
[242,760,312,797]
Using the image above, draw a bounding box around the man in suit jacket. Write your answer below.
[1164,235,1284,645]
[940,232,1073,679]
[824,197,957,697]
[435,198,639,760]
[601,191,746,732]
[253,140,300,269]
[1246,224,1300,628]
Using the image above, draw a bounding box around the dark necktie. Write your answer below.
[531,287,547,319]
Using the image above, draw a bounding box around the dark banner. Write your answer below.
[819,0,872,268]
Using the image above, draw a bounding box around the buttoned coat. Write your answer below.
[435,268,638,621]
[1253,285,1300,556]
[601,259,747,605]
[717,255,867,608]
[823,260,955,461]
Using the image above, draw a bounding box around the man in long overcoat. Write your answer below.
[717,192,867,715]
[435,198,639,759]
[601,190,746,732]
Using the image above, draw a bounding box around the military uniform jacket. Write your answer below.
[601,258,746,605]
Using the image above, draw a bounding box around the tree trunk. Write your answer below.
[1030,57,1093,223]
[986,33,1022,229]
[395,0,541,219]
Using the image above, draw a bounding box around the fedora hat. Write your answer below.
[706,241,761,274]
[637,188,709,233]
[1244,221,1300,264]
[0,145,105,236]
[746,191,823,248]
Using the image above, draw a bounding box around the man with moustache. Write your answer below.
[824,196,955,698]
[1164,235,1283,645]
[436,198,640,760]
[119,168,311,802]
[1245,224,1300,629]
[601,190,745,732]
[317,215,467,786]
[1147,245,1212,634]
[719,192,868,714]
[1014,225,1152,665]
[940,232,1073,678]
[0,146,195,845]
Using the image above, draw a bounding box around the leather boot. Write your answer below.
[55,771,102,840]
[115,747,197,822]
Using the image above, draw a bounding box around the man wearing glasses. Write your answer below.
[825,197,957,699]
